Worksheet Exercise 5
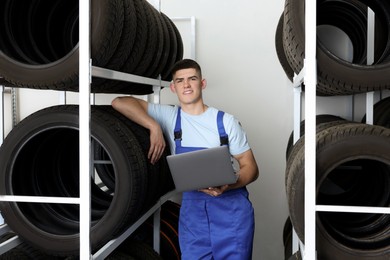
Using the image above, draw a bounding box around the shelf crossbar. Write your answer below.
[0,234,21,255]
[316,205,390,214]
[91,66,171,88]
[0,195,80,204]
[93,191,176,260]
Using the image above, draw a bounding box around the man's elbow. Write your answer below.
[111,96,123,111]
[253,166,260,182]
[249,165,259,183]
[112,96,134,113]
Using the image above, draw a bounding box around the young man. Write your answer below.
[112,59,259,259]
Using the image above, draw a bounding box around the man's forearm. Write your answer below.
[112,96,166,164]
[111,96,156,130]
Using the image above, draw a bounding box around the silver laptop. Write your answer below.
[166,146,237,192]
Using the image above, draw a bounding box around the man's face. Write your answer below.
[170,68,206,105]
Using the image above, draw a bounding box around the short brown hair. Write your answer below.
[170,59,202,78]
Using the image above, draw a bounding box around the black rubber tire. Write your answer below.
[117,0,148,76]
[98,0,152,95]
[143,2,165,79]
[131,0,160,78]
[117,240,163,260]
[283,0,390,95]
[160,13,178,81]
[285,114,347,160]
[0,232,66,259]
[92,138,116,192]
[285,119,356,189]
[286,123,390,259]
[106,251,136,260]
[275,12,294,82]
[162,14,184,81]
[91,0,137,89]
[287,251,302,260]
[91,0,124,68]
[131,201,181,260]
[94,105,174,212]
[0,0,124,92]
[0,232,30,260]
[161,200,180,232]
[0,1,184,94]
[101,0,137,72]
[151,11,171,79]
[361,96,390,128]
[283,216,293,247]
[16,239,65,260]
[0,105,147,256]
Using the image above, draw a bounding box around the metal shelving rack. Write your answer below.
[71,0,179,258]
[293,1,390,259]
[0,1,197,259]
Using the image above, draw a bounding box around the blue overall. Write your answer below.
[174,107,255,260]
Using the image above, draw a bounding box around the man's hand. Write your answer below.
[111,97,167,165]
[199,185,229,196]
[148,123,166,164]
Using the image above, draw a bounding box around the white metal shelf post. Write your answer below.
[303,0,317,259]
[0,86,4,144]
[298,3,390,260]
[79,0,92,259]
[366,8,376,125]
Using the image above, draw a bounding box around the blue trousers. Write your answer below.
[179,187,255,260]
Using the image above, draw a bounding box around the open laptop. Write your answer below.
[166,145,237,192]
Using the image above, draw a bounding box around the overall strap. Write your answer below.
[173,107,182,148]
[174,107,229,148]
[217,111,229,146]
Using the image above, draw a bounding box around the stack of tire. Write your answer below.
[276,0,390,96]
[277,1,390,259]
[0,105,176,258]
[130,200,181,260]
[0,0,182,259]
[0,201,181,259]
[0,0,183,94]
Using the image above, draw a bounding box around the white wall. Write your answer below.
[2,0,388,259]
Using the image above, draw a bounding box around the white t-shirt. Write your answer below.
[147,103,250,156]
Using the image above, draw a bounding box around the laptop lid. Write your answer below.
[166,146,237,192]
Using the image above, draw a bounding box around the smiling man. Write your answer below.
[112,59,259,260]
